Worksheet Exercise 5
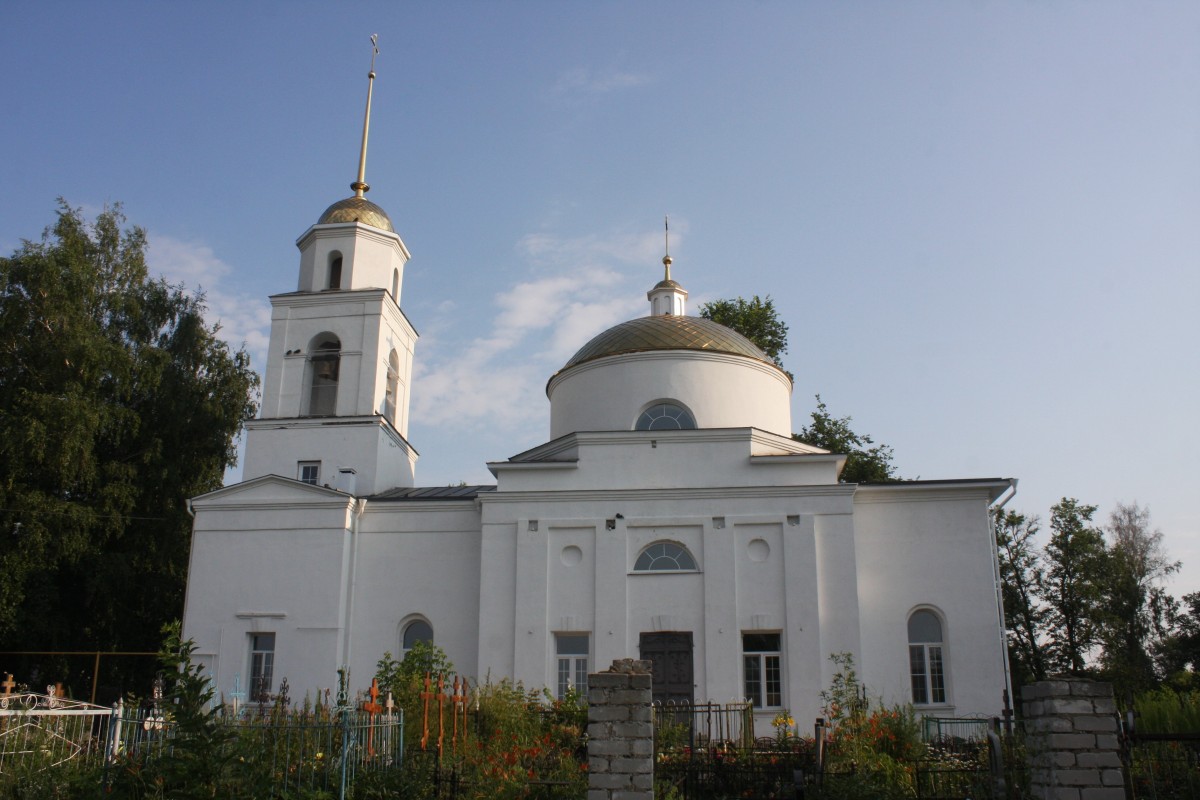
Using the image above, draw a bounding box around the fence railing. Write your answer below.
[107,701,403,795]
[653,701,755,750]
[0,690,402,799]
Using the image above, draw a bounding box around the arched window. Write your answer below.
[306,335,341,417]
[402,619,433,658]
[635,402,696,431]
[328,254,343,290]
[384,350,399,423]
[391,268,400,300]
[634,541,698,572]
[908,609,947,705]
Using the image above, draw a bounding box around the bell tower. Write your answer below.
[243,37,418,494]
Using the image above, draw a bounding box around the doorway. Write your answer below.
[639,631,694,704]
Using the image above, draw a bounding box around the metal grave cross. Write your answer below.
[230,671,247,714]
[419,674,435,750]
[361,678,383,757]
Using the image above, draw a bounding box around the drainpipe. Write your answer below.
[341,497,368,671]
[990,478,1018,715]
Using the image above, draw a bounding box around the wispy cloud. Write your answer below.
[412,227,679,430]
[147,234,272,370]
[552,67,650,95]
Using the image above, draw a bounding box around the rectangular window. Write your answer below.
[249,632,276,701]
[743,633,782,708]
[298,462,320,485]
[910,644,947,705]
[555,634,589,699]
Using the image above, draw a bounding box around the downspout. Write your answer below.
[341,497,368,670]
[990,478,1018,714]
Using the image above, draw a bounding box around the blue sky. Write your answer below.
[3,2,1198,592]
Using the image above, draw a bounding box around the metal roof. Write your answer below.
[369,485,496,501]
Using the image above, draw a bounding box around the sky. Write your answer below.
[2,2,1198,591]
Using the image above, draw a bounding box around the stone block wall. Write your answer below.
[587,659,654,800]
[1021,679,1124,800]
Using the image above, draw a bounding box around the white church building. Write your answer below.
[181,70,1015,728]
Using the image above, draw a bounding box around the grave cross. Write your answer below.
[419,674,435,750]
[230,674,246,717]
[450,676,463,751]
[436,674,446,758]
[361,678,383,757]
[1,673,14,698]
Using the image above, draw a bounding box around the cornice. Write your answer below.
[480,484,857,505]
[547,348,791,396]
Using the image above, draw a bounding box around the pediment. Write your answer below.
[190,474,353,509]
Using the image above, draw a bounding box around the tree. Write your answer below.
[1041,498,1108,676]
[700,296,897,483]
[1099,502,1179,693]
[993,508,1048,686]
[699,295,790,373]
[795,396,898,483]
[0,202,258,689]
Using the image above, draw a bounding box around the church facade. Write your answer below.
[181,182,1014,728]
[181,74,1014,726]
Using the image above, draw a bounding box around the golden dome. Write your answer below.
[560,315,773,372]
[318,196,395,232]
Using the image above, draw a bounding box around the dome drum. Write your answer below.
[548,347,793,439]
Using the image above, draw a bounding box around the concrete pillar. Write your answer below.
[587,659,654,800]
[1021,678,1124,800]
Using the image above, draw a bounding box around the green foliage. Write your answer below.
[443,679,586,800]
[1042,498,1108,676]
[0,202,259,688]
[815,653,925,800]
[993,508,1048,686]
[795,396,898,483]
[1129,686,1200,734]
[699,295,791,377]
[1099,502,1180,695]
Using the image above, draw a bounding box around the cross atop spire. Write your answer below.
[662,216,673,282]
[351,34,380,198]
[648,216,687,316]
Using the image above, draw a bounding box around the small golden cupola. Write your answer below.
[646,216,688,316]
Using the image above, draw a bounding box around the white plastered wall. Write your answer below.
[852,488,1008,718]
[548,351,792,439]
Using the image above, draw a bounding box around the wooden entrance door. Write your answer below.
[639,632,694,704]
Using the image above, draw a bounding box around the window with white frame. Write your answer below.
[249,632,275,701]
[298,462,320,485]
[634,541,697,572]
[908,609,947,705]
[743,632,782,708]
[555,634,589,699]
[402,619,433,658]
[635,402,696,431]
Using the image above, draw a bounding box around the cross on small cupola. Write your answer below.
[647,216,688,316]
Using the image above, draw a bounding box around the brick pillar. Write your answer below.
[587,658,654,800]
[1021,678,1124,800]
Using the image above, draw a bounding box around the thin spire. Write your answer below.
[662,215,673,282]
[351,34,380,198]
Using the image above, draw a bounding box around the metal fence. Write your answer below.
[653,701,756,750]
[1123,731,1200,800]
[0,689,402,799]
[107,700,403,797]
[0,691,115,774]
